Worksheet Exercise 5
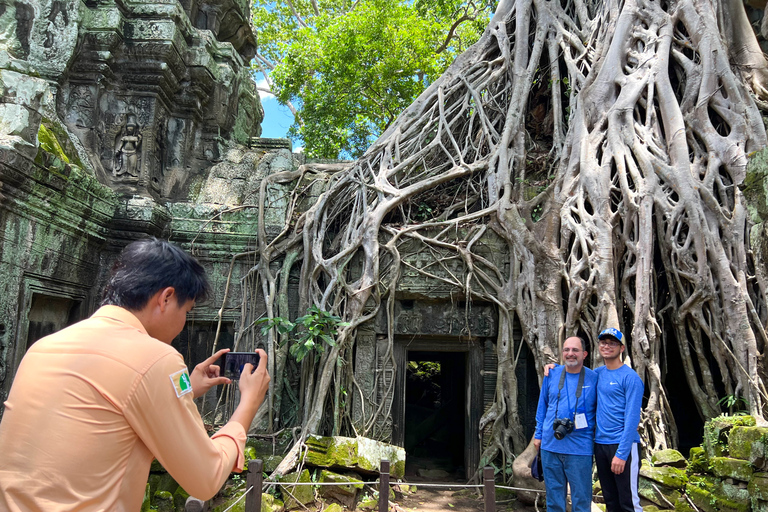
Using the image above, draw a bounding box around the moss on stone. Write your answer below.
[173,487,189,511]
[703,417,756,458]
[261,493,284,512]
[358,495,378,511]
[709,457,754,482]
[641,466,689,489]
[674,496,696,512]
[141,483,151,512]
[728,426,768,467]
[36,118,85,169]
[153,490,175,512]
[37,122,70,164]
[322,503,344,512]
[688,447,709,474]
[279,469,315,510]
[749,473,768,501]
[638,476,681,507]
[653,450,687,468]
[685,475,750,512]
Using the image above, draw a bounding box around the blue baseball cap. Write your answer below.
[598,328,624,344]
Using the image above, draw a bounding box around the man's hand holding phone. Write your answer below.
[230,349,270,432]
[190,348,232,398]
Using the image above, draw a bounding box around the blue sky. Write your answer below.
[257,79,298,147]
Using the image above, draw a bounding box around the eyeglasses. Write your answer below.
[598,339,621,347]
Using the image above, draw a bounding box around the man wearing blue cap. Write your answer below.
[594,328,644,512]
[533,337,598,512]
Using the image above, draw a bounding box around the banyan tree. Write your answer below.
[229,0,768,470]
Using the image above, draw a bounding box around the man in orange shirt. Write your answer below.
[0,238,271,511]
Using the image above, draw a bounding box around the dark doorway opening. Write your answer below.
[404,350,466,480]
[26,294,81,350]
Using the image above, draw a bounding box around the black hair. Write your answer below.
[101,238,210,310]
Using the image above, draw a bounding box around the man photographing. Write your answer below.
[534,336,598,512]
[0,238,270,511]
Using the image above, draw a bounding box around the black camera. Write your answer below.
[221,352,260,380]
[552,418,574,440]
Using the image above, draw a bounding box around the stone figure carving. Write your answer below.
[113,114,142,177]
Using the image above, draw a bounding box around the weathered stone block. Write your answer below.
[687,447,709,474]
[173,487,189,512]
[358,495,377,511]
[279,469,315,510]
[686,476,750,512]
[153,490,175,512]
[261,493,284,512]
[317,469,364,509]
[749,473,768,501]
[729,426,768,469]
[710,457,754,482]
[304,435,406,479]
[212,494,245,512]
[640,466,688,489]
[638,476,681,508]
[652,450,687,468]
[703,416,756,458]
[674,496,695,512]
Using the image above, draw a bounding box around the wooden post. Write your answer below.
[379,460,390,512]
[245,459,263,512]
[483,466,496,512]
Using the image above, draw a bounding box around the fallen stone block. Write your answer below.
[640,465,688,489]
[279,469,314,510]
[703,417,756,459]
[729,426,768,470]
[304,435,406,479]
[709,457,754,482]
[652,450,687,468]
[317,469,364,509]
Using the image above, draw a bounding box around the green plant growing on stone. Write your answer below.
[718,394,749,416]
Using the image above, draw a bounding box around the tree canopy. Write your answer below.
[252,0,493,158]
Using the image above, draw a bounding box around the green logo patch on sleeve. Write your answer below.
[170,368,193,398]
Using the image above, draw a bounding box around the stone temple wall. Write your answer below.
[0,0,270,410]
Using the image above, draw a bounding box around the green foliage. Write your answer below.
[291,306,349,362]
[252,0,493,158]
[718,394,749,416]
[407,360,441,381]
[257,306,349,363]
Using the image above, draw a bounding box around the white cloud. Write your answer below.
[294,146,304,153]
[255,77,276,100]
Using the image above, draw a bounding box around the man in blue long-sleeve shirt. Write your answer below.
[534,337,598,512]
[594,328,644,512]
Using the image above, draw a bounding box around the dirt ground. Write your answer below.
[390,483,537,512]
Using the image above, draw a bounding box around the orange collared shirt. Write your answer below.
[0,306,246,512]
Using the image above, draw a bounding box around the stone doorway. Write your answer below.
[404,350,467,479]
[392,338,483,481]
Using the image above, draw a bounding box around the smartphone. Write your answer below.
[221,352,260,380]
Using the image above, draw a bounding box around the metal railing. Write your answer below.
[198,460,545,512]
